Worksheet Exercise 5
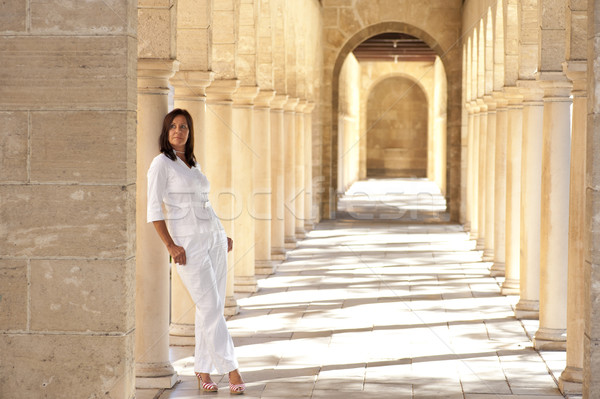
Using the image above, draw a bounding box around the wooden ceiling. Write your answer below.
[353,33,437,62]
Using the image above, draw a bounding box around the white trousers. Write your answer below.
[175,228,239,374]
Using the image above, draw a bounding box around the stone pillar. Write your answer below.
[559,61,587,394]
[168,70,214,346]
[483,96,496,262]
[533,76,572,351]
[270,95,288,260]
[254,90,277,275]
[205,79,240,316]
[232,86,259,293]
[491,93,508,276]
[284,97,299,249]
[469,102,481,241]
[476,99,488,250]
[304,102,316,230]
[501,88,523,295]
[515,82,544,320]
[135,59,178,388]
[465,103,475,233]
[294,100,307,238]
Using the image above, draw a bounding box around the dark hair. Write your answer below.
[159,108,197,167]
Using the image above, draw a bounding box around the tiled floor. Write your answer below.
[137,179,572,399]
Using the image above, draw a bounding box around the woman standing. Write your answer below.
[147,108,245,394]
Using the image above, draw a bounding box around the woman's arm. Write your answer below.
[152,220,187,265]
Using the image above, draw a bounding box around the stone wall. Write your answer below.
[0,0,137,397]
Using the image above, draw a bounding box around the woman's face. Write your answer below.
[168,114,189,152]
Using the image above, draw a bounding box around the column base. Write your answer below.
[515,299,539,320]
[295,227,306,239]
[559,366,583,395]
[224,295,239,316]
[169,323,195,346]
[476,237,485,250]
[500,278,520,295]
[490,261,505,277]
[482,248,494,262]
[464,222,471,232]
[285,236,297,249]
[533,327,567,351]
[234,276,258,293]
[271,248,287,261]
[135,362,178,389]
[255,259,281,275]
[304,221,315,232]
[469,231,478,241]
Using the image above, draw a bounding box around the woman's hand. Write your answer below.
[167,243,187,265]
[227,237,233,253]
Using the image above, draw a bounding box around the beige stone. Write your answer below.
[138,8,173,59]
[213,11,235,43]
[213,0,234,11]
[0,36,135,110]
[0,333,134,399]
[30,259,134,333]
[323,7,338,28]
[31,0,129,34]
[0,0,26,32]
[0,111,28,183]
[540,30,568,72]
[0,260,27,331]
[176,29,210,71]
[177,0,209,28]
[30,111,135,185]
[540,0,567,30]
[338,8,363,36]
[212,43,236,79]
[238,25,257,55]
[0,185,134,259]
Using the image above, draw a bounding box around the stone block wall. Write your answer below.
[0,0,137,397]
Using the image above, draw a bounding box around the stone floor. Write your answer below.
[137,178,574,399]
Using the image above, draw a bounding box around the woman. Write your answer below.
[147,108,245,394]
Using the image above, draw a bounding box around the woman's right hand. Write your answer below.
[167,243,187,265]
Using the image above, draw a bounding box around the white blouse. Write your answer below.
[147,153,223,235]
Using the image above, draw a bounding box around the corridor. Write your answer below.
[140,179,566,399]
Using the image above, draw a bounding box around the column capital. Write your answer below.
[254,90,276,108]
[503,86,524,107]
[205,79,240,104]
[283,97,299,112]
[517,79,544,104]
[537,73,573,100]
[270,94,289,110]
[483,95,497,111]
[476,98,488,112]
[170,70,214,100]
[137,59,179,95]
[232,85,259,107]
[304,101,316,113]
[563,60,587,96]
[468,100,480,113]
[295,99,308,113]
[492,91,509,108]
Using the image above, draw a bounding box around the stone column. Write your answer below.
[270,95,288,260]
[304,102,316,230]
[476,98,488,250]
[491,92,508,276]
[205,79,240,316]
[135,59,178,388]
[469,102,481,241]
[559,61,587,394]
[533,76,572,351]
[169,70,215,346]
[254,90,277,275]
[294,100,307,238]
[501,87,523,295]
[465,103,475,233]
[284,97,299,249]
[232,87,259,293]
[483,96,496,262]
[515,82,544,320]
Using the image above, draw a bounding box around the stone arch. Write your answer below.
[325,20,461,220]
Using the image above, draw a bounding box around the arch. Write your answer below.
[327,20,460,219]
[494,0,506,91]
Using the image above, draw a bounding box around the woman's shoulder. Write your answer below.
[149,152,175,171]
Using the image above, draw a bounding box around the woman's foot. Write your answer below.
[195,372,218,392]
[228,369,245,395]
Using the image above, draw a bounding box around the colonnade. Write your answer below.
[462,0,590,394]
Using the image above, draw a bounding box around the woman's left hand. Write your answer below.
[227,237,233,252]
